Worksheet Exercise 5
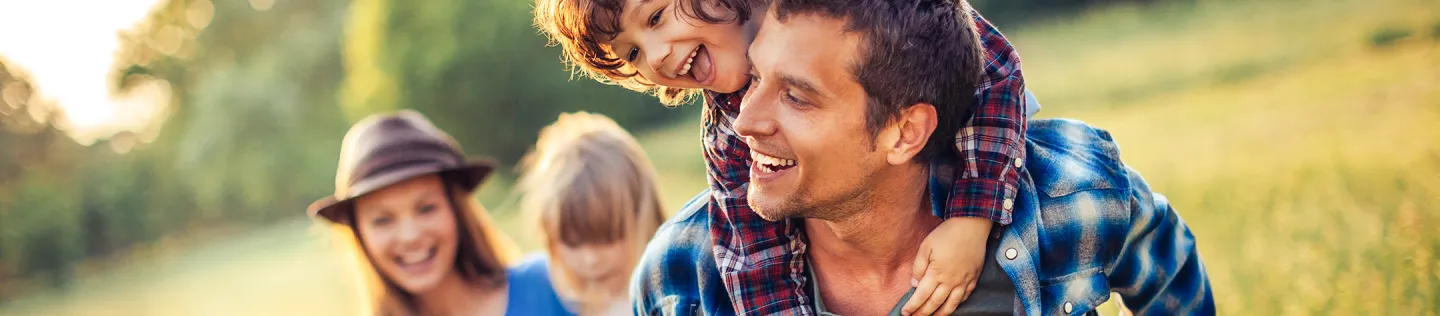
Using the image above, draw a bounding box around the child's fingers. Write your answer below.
[916,283,954,315]
[901,274,939,315]
[911,244,931,283]
[939,285,967,315]
[960,278,978,302]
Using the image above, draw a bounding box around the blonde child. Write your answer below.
[518,112,668,315]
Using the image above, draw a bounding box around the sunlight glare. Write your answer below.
[0,0,171,144]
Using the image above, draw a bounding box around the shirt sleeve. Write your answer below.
[944,12,1028,225]
[699,93,812,315]
[1106,165,1217,314]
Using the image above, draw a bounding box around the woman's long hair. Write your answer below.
[329,175,521,316]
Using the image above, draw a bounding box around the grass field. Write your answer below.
[2,0,1438,314]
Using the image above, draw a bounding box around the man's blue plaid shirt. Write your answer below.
[631,119,1215,316]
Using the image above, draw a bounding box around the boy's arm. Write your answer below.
[945,12,1027,225]
[699,93,811,315]
[1107,166,1216,314]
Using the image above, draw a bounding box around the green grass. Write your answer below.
[4,0,1439,314]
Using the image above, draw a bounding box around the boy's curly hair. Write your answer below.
[533,0,760,106]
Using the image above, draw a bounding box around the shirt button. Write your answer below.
[1003,198,1014,210]
[1014,157,1024,168]
[1004,248,1018,260]
[1063,302,1074,313]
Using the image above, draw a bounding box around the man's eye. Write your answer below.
[626,47,639,61]
[783,90,808,107]
[648,7,665,26]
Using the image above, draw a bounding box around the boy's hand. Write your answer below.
[901,217,991,316]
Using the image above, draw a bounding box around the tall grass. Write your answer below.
[1010,0,1440,313]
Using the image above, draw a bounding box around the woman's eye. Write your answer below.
[418,204,437,214]
[648,7,665,26]
[626,47,639,62]
[371,216,393,226]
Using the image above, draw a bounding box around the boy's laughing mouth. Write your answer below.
[677,44,715,85]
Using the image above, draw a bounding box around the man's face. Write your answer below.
[736,10,887,221]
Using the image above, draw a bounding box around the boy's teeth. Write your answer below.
[680,55,695,76]
[678,47,699,76]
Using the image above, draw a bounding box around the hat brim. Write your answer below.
[308,158,496,223]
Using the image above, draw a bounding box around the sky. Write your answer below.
[0,0,172,144]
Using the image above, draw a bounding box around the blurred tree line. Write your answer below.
[0,0,686,298]
[0,0,1164,299]
[971,0,1171,27]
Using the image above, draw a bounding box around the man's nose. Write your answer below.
[734,87,777,138]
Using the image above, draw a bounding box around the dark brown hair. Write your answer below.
[533,0,764,105]
[773,0,985,160]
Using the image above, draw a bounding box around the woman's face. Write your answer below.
[353,174,462,294]
[553,241,632,307]
[605,0,761,94]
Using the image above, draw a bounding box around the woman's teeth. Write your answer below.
[678,48,699,76]
[398,248,435,265]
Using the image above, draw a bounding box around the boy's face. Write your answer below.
[736,10,890,221]
[604,0,759,94]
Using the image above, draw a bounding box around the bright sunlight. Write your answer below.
[0,0,171,144]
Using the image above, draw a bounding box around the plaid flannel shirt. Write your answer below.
[635,119,1216,316]
[701,11,1027,315]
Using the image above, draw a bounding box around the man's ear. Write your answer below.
[881,103,938,165]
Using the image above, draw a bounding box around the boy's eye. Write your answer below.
[648,7,665,26]
[418,203,437,215]
[626,47,639,62]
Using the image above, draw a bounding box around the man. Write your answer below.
[630,0,1215,315]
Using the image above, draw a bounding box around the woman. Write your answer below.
[516,112,667,315]
[308,110,571,315]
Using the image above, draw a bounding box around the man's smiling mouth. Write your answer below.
[753,151,796,174]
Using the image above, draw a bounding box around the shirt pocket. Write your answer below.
[1039,268,1111,316]
[649,295,699,316]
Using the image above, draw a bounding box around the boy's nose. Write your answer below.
[643,43,674,79]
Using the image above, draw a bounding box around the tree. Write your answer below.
[340,0,697,164]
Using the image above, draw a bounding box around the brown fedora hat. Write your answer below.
[308,110,496,223]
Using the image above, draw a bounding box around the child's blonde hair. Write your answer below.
[517,112,666,297]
